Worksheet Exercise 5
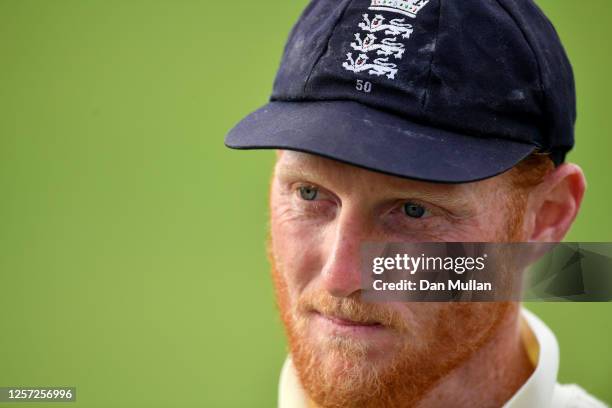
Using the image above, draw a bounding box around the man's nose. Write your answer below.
[320,209,371,298]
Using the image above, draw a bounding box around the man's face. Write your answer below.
[269,151,526,407]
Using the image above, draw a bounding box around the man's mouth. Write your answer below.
[312,311,383,328]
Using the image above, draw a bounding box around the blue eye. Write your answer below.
[299,186,318,201]
[403,202,426,218]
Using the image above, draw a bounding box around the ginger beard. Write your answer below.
[268,199,526,408]
[271,254,514,408]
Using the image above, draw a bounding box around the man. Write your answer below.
[225,0,607,406]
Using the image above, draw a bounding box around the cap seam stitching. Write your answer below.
[303,0,355,94]
[492,0,549,150]
[420,0,443,111]
[271,0,320,101]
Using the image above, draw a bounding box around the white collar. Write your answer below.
[278,308,559,408]
[502,308,559,407]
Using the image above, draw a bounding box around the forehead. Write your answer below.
[274,150,506,198]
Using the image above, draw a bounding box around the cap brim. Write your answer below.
[224,100,536,183]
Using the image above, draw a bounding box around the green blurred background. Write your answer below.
[0,0,610,406]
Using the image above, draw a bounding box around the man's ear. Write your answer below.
[527,163,586,242]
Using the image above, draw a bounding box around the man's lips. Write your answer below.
[313,311,383,328]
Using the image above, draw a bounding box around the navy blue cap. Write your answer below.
[225,0,575,183]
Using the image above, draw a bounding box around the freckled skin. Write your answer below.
[268,151,585,408]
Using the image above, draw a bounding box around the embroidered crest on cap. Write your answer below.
[342,52,399,79]
[341,0,430,82]
[358,14,413,39]
[368,0,430,18]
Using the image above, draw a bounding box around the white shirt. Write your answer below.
[278,308,607,408]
